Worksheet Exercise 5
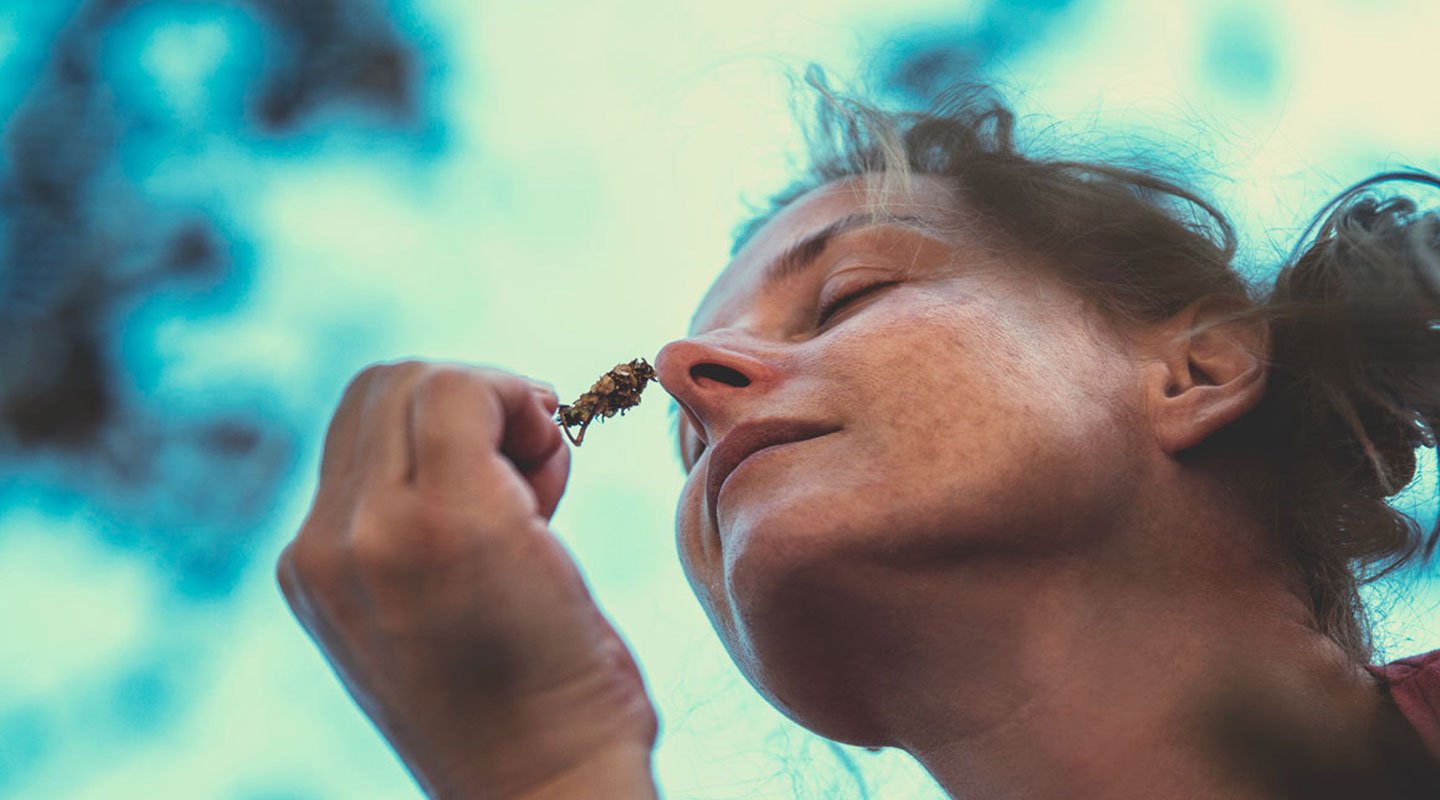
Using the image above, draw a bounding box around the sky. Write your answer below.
[1,0,1438,797]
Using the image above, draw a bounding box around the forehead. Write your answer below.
[690,174,960,334]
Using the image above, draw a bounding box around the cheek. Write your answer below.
[866,286,1127,437]
[823,289,1142,546]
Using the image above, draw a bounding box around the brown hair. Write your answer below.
[738,69,1440,663]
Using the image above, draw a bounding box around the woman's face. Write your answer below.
[654,175,1148,739]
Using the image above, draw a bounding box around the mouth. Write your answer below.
[704,419,841,530]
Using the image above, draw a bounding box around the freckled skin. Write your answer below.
[654,176,1393,799]
[655,176,1148,741]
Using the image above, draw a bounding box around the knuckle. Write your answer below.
[414,364,482,402]
[345,360,428,399]
[275,538,334,618]
[345,362,387,397]
[349,521,403,575]
[285,531,337,584]
[275,544,300,598]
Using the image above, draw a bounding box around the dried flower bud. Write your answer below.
[556,358,658,446]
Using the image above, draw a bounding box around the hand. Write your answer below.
[277,362,658,798]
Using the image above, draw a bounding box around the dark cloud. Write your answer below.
[248,0,418,130]
[0,0,431,597]
[1202,7,1280,102]
[874,0,1087,102]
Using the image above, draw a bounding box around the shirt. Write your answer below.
[1367,648,1440,761]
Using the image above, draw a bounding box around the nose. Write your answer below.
[654,337,779,444]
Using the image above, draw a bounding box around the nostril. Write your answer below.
[690,363,751,388]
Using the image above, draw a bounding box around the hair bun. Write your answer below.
[1267,175,1440,500]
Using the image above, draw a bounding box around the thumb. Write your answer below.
[505,381,570,521]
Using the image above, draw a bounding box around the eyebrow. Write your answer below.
[686,211,947,333]
[762,212,939,287]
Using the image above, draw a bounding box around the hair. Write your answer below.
[737,68,1440,664]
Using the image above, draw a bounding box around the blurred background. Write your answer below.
[0,0,1436,797]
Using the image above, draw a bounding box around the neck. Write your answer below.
[842,473,1387,799]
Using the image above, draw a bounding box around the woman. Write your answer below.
[276,79,1440,798]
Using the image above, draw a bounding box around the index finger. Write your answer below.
[407,367,569,514]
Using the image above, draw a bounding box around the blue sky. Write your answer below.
[1,0,1438,797]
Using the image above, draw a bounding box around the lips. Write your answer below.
[704,419,840,527]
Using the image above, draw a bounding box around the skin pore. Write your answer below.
[652,175,1391,798]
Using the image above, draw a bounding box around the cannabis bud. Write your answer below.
[556,358,658,446]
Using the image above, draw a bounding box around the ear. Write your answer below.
[1144,295,1270,454]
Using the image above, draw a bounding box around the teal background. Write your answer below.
[1,1,1437,797]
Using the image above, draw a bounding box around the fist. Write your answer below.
[277,362,657,798]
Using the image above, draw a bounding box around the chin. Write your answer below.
[715,512,892,747]
[725,602,891,747]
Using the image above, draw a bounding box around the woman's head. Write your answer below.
[656,173,1176,739]
[654,73,1439,739]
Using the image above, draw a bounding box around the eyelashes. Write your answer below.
[816,280,898,327]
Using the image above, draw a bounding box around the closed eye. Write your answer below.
[816,281,898,327]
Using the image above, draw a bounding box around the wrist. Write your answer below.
[394,637,659,798]
[508,741,658,800]
[425,740,657,800]
[409,688,659,800]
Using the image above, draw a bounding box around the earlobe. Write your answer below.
[1147,295,1270,454]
